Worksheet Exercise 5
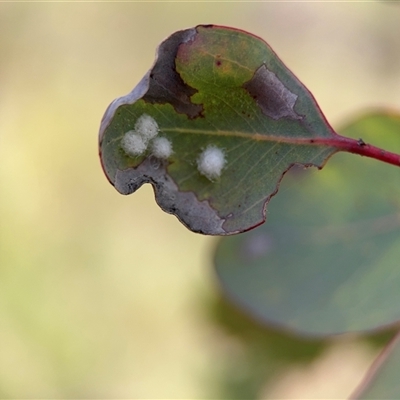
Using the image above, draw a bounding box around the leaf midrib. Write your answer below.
[164,127,336,146]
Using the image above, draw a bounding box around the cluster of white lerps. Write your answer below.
[121,114,226,181]
[121,114,172,159]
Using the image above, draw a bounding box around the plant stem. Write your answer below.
[320,135,400,168]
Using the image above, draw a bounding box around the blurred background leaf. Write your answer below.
[204,294,395,399]
[215,113,400,336]
[1,2,400,398]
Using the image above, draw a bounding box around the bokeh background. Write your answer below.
[1,2,400,398]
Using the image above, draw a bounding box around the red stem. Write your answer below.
[318,134,400,168]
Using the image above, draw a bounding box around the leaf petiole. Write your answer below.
[317,134,400,168]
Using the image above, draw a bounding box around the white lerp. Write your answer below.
[197,145,226,181]
[151,137,173,159]
[121,130,147,156]
[134,114,159,142]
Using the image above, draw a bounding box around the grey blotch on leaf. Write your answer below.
[243,65,301,121]
[114,158,226,235]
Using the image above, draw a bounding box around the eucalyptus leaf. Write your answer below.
[99,25,340,235]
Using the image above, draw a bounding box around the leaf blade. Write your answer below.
[99,25,339,234]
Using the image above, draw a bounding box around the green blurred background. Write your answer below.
[1,2,400,398]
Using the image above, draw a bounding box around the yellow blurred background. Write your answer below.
[1,2,400,398]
